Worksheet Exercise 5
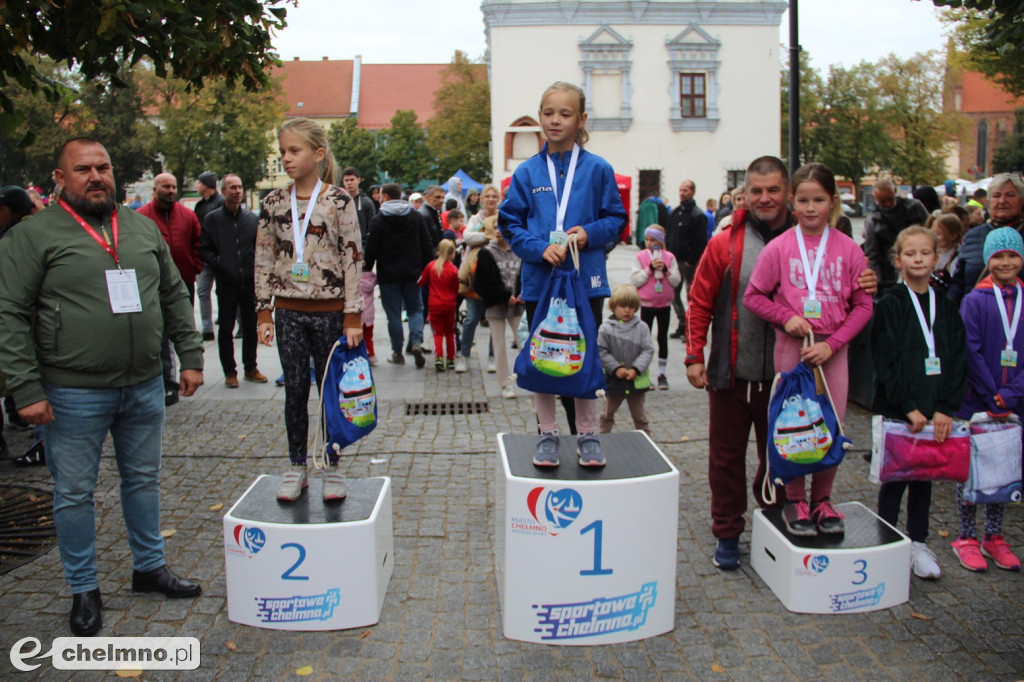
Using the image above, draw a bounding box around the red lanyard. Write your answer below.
[59,198,120,268]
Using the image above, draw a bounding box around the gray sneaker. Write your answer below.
[276,466,308,501]
[322,467,347,501]
[411,345,426,369]
[533,432,560,467]
[577,433,606,467]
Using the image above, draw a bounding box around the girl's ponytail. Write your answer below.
[435,239,456,277]
[279,117,338,186]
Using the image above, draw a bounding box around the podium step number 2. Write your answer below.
[223,475,394,631]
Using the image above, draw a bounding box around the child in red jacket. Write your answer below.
[419,239,460,371]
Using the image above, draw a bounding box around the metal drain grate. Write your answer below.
[0,484,56,575]
[405,401,490,416]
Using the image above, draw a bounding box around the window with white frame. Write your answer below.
[579,24,633,132]
[666,25,721,132]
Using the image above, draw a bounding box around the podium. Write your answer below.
[495,432,678,645]
[750,501,910,614]
[223,475,393,630]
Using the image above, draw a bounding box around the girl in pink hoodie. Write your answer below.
[744,163,874,537]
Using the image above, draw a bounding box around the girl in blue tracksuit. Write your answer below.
[499,81,627,468]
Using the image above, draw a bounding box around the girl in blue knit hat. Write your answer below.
[953,226,1024,573]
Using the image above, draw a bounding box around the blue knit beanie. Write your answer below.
[983,227,1024,264]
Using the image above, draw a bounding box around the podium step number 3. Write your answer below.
[496,432,679,645]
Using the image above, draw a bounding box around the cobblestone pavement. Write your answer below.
[1,244,1022,681]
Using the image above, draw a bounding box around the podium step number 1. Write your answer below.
[496,432,679,645]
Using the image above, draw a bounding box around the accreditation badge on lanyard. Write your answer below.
[290,178,323,282]
[59,199,142,314]
[546,144,580,246]
[796,226,829,319]
[993,282,1022,368]
[906,283,941,376]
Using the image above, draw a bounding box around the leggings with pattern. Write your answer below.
[275,308,346,466]
[955,483,1005,539]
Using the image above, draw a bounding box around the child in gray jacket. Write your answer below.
[597,284,656,435]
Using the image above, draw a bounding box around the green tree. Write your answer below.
[142,70,286,190]
[0,56,77,187]
[378,110,434,188]
[813,62,893,200]
[328,117,381,188]
[876,51,966,185]
[0,0,293,141]
[780,49,823,167]
[935,0,1024,98]
[426,51,491,181]
[992,107,1024,172]
[76,64,158,201]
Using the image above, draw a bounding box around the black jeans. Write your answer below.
[217,282,257,375]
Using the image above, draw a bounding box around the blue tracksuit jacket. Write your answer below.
[498,144,626,302]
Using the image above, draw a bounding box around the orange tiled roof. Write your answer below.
[960,71,1024,114]
[356,63,451,130]
[274,58,355,118]
[273,59,486,130]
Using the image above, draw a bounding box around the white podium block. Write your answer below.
[495,432,679,645]
[750,501,910,614]
[223,475,393,630]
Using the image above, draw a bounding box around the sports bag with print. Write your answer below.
[763,340,851,499]
[514,237,605,398]
[315,337,378,465]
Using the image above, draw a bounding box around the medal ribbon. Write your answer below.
[795,226,829,302]
[993,282,1022,351]
[905,283,936,359]
[290,178,323,264]
[545,144,580,233]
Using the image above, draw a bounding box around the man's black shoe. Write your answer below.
[70,589,102,636]
[132,565,202,598]
[669,326,685,339]
[12,440,44,466]
[201,331,215,342]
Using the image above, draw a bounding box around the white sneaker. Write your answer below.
[487,357,496,373]
[322,466,347,501]
[454,356,468,373]
[276,466,308,502]
[911,541,941,580]
[502,384,516,399]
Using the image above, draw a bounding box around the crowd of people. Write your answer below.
[0,77,1021,638]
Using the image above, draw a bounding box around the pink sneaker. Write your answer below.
[951,537,988,572]
[980,535,1021,571]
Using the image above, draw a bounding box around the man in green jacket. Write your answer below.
[0,137,205,637]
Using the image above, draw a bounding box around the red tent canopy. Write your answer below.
[500,174,632,242]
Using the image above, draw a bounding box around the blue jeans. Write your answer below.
[460,297,492,359]
[379,281,424,355]
[43,374,166,593]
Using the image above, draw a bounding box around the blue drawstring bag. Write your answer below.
[763,345,851,501]
[514,238,605,399]
[315,337,378,467]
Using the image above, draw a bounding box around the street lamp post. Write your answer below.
[789,0,800,172]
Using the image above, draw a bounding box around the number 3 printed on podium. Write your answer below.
[851,559,867,586]
[579,520,614,577]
